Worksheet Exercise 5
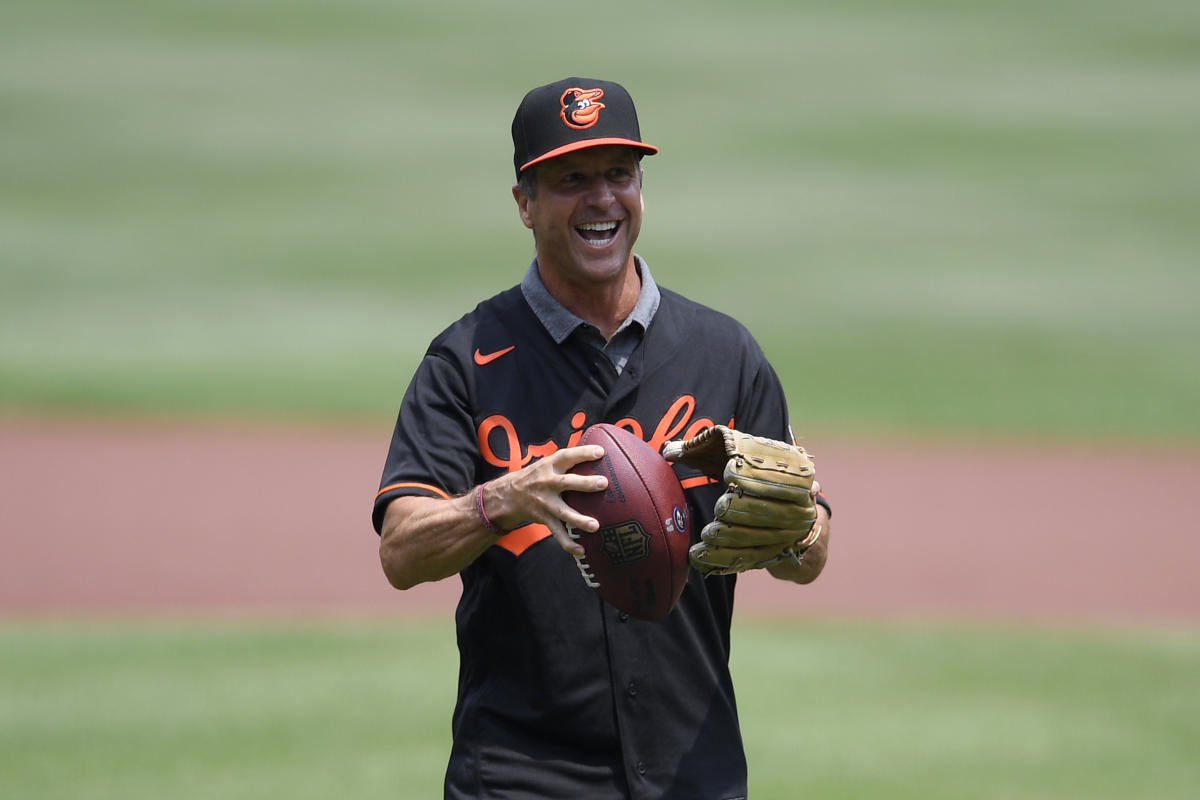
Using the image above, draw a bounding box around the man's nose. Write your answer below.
[583,176,615,205]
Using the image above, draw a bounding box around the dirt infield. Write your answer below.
[2,417,1197,627]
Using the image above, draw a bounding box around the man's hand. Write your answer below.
[484,445,610,556]
[379,446,610,589]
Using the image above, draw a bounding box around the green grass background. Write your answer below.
[3,1,1199,798]
[1,619,1198,799]
[3,0,1199,440]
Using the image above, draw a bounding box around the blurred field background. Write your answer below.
[4,0,1198,439]
[2,0,1199,798]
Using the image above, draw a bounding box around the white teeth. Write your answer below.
[577,221,618,232]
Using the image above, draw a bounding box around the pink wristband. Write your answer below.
[475,483,505,535]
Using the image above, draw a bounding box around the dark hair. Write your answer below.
[517,164,539,199]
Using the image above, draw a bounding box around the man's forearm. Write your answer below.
[378,494,497,590]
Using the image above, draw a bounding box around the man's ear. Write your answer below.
[512,185,534,230]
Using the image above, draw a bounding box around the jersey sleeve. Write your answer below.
[736,357,791,442]
[372,352,478,533]
[734,341,833,518]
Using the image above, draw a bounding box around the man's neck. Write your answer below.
[537,261,642,341]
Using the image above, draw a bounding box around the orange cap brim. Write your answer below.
[519,138,659,173]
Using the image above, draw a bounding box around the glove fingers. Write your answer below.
[724,434,814,500]
[715,491,816,529]
[689,540,793,576]
[701,519,809,548]
[725,461,814,502]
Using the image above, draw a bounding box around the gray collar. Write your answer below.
[520,255,661,344]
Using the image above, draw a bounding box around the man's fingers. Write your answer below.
[561,500,601,533]
[553,522,587,557]
[553,444,610,494]
[556,443,609,541]
[555,496,602,558]
[554,444,606,470]
[564,472,609,494]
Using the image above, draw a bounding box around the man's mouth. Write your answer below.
[575,221,620,247]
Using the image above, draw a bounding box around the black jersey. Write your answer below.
[375,282,793,800]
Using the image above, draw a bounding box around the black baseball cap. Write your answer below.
[511,77,659,178]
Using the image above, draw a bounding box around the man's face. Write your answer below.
[513,146,644,289]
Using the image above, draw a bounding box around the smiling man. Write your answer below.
[513,146,645,337]
[373,77,832,800]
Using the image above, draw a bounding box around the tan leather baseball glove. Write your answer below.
[662,425,819,576]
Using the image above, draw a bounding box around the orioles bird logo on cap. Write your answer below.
[560,87,605,129]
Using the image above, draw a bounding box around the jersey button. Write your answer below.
[637,761,647,775]
[618,612,630,622]
[626,680,637,697]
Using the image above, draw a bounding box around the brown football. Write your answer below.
[564,423,691,621]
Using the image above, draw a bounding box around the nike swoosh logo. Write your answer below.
[473,346,515,366]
